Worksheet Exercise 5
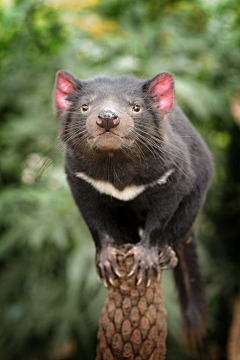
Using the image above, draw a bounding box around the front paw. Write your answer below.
[159,245,178,270]
[125,244,161,287]
[96,245,124,287]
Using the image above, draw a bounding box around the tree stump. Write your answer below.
[96,244,167,360]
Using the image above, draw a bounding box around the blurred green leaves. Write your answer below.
[0,0,67,64]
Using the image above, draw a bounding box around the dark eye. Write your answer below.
[133,104,141,112]
[81,104,89,112]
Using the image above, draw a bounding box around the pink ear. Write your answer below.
[147,73,174,115]
[55,71,77,113]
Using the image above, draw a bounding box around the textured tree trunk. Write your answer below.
[228,291,240,360]
[96,244,167,360]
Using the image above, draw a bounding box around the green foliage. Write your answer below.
[0,0,240,359]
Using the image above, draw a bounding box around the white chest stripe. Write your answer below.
[75,169,174,201]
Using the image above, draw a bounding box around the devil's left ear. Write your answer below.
[54,71,80,114]
[144,73,174,116]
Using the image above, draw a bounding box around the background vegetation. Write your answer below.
[0,0,240,359]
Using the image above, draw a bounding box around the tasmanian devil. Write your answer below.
[53,71,213,349]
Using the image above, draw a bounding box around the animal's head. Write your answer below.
[53,71,175,156]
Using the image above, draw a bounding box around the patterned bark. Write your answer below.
[96,245,167,360]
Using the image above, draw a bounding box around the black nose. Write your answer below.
[97,108,120,130]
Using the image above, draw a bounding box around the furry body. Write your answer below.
[54,71,213,348]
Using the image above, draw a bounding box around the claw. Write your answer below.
[159,245,178,270]
[103,277,109,288]
[146,279,151,288]
[98,263,109,288]
[108,277,115,286]
[96,245,126,286]
[128,262,139,278]
[98,262,104,275]
[104,261,115,284]
[114,267,124,278]
[147,266,153,287]
[137,263,146,285]
[96,265,102,283]
[155,263,161,282]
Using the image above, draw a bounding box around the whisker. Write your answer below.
[131,128,191,184]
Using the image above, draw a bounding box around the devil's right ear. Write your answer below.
[144,73,174,117]
[54,71,80,114]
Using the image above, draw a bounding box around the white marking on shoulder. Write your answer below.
[156,169,174,185]
[75,169,174,201]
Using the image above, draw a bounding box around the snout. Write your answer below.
[97,108,120,131]
[86,105,134,151]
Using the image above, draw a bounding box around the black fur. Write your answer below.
[53,72,214,348]
[174,231,206,349]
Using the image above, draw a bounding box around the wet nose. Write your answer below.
[97,108,120,130]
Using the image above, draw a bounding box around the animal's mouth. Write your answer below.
[87,130,134,151]
[97,130,119,137]
[97,130,132,139]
